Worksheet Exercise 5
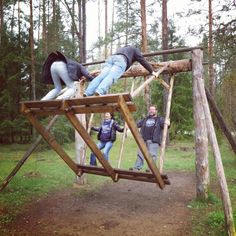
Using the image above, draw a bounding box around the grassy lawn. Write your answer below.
[0,134,235,235]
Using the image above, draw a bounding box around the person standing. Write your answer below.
[41,51,93,100]
[90,112,124,166]
[84,45,158,96]
[130,105,169,171]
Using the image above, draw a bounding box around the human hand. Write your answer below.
[165,118,170,126]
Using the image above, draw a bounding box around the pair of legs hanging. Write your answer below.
[41,61,76,100]
[85,55,127,96]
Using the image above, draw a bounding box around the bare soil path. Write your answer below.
[5,171,196,236]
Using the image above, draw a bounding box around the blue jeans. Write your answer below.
[85,55,127,95]
[134,140,159,170]
[90,141,113,166]
[41,61,76,100]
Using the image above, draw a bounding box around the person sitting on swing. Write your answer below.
[41,51,94,100]
[90,112,124,166]
[130,105,170,171]
[83,45,159,96]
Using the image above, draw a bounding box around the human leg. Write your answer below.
[55,62,76,99]
[95,55,127,95]
[102,141,113,161]
[145,140,159,171]
[41,62,63,100]
[89,141,105,166]
[85,58,113,96]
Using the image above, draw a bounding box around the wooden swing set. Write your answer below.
[0,46,235,235]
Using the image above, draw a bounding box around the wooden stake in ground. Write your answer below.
[192,49,236,236]
[205,87,236,154]
[192,55,209,200]
[159,75,175,173]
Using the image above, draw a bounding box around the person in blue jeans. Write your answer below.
[130,105,170,171]
[90,112,124,166]
[84,45,158,96]
[41,51,93,100]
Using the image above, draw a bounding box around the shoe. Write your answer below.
[129,167,140,171]
[94,91,102,96]
[83,93,87,97]
[145,169,150,173]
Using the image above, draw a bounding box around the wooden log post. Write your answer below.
[159,75,175,173]
[192,51,210,200]
[74,82,87,185]
[205,87,236,154]
[192,49,236,236]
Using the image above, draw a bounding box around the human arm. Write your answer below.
[136,119,144,128]
[114,122,124,132]
[135,49,153,74]
[79,64,94,81]
[91,126,100,132]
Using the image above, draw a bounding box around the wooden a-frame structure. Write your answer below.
[0,47,235,235]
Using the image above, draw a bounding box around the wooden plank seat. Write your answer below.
[20,93,168,189]
[20,93,136,116]
[77,164,170,185]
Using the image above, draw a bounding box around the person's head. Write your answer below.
[148,105,157,116]
[104,112,113,121]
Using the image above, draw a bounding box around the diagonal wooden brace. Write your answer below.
[117,95,165,189]
[23,112,79,175]
[63,101,116,182]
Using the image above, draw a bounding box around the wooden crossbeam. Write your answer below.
[20,93,136,116]
[21,105,79,175]
[117,95,166,189]
[63,101,116,181]
[77,165,170,185]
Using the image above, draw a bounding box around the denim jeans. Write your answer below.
[134,140,159,170]
[41,61,76,100]
[90,141,113,165]
[85,55,127,95]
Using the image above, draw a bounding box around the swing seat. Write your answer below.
[77,164,170,185]
[20,93,169,189]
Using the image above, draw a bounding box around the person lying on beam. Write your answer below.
[83,45,158,96]
[130,105,170,172]
[90,112,124,166]
[41,51,94,100]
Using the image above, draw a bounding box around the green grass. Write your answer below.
[0,135,236,235]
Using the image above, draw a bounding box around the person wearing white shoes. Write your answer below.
[84,45,157,97]
[41,51,93,100]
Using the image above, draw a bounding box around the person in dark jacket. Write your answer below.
[41,51,93,100]
[84,45,158,96]
[90,112,124,166]
[130,105,170,171]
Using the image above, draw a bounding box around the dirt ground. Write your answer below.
[5,171,196,236]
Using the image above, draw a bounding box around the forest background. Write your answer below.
[0,0,235,144]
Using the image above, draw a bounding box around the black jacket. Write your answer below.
[42,51,93,84]
[115,46,153,73]
[137,116,165,145]
[92,119,124,142]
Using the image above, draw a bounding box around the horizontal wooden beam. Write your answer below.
[90,59,192,79]
[77,164,170,185]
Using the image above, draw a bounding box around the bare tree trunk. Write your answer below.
[208,0,215,96]
[125,0,128,46]
[110,0,115,54]
[74,83,87,185]
[29,0,36,100]
[193,49,235,236]
[0,0,3,44]
[140,0,150,108]
[162,0,169,113]
[104,0,108,57]
[98,0,101,57]
[192,51,209,200]
[42,0,47,56]
[82,0,86,61]
[18,0,20,42]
